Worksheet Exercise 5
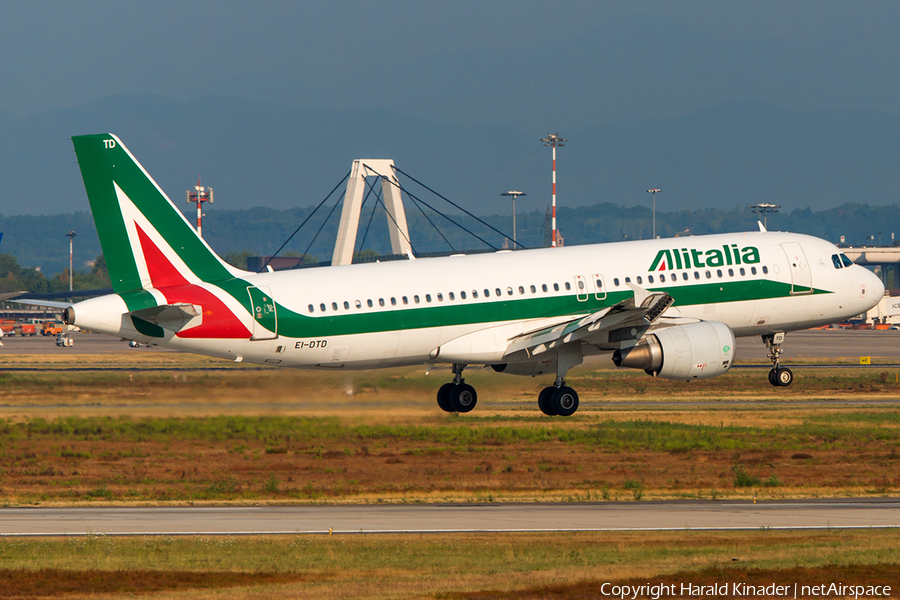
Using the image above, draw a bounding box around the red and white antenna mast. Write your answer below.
[541,133,566,247]
[185,175,213,237]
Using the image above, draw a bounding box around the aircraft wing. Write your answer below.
[10,298,72,309]
[503,283,675,359]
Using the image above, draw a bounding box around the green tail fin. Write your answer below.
[72,134,244,293]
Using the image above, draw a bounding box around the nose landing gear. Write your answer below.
[763,332,793,387]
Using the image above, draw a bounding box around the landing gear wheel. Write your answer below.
[774,367,793,387]
[449,383,477,413]
[550,386,579,417]
[768,369,778,387]
[437,383,455,412]
[538,386,556,416]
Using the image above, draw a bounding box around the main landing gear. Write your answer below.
[763,332,793,387]
[538,342,582,417]
[436,363,478,413]
[537,381,579,417]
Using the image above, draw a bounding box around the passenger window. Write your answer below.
[728,268,734,277]
[355,300,362,309]
[564,282,571,291]
[495,288,502,296]
[614,278,620,286]
[414,295,420,304]
[426,294,432,302]
[648,275,654,284]
[716,269,722,278]
[402,296,408,305]
[694,272,700,280]
[343,301,350,309]
[832,254,842,269]
[682,272,688,281]
[751,267,757,275]
[596,278,603,289]
[379,298,385,307]
[762,266,769,274]
[460,291,467,300]
[518,286,525,294]
[840,254,852,267]
[437,293,443,302]
[625,277,631,283]
[530,285,536,293]
[390,297,397,306]
[332,302,338,311]
[636,276,643,284]
[553,283,560,291]
[542,284,548,292]
[740,268,745,276]
[485,289,491,297]
[308,304,314,313]
[507,287,513,296]
[367,299,374,308]
[448,292,454,301]
[472,290,478,299]
[659,274,666,283]
[320,303,326,312]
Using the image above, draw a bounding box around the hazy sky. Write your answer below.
[3,0,900,126]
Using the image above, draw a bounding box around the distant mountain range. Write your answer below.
[2,93,900,273]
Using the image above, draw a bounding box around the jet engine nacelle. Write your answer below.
[491,359,556,377]
[612,321,735,380]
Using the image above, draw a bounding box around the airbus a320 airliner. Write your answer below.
[23,134,884,416]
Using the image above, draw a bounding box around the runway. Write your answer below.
[1,499,898,536]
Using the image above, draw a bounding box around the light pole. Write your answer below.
[501,191,526,247]
[749,203,780,229]
[540,133,566,247]
[66,231,76,292]
[185,175,213,237]
[647,188,661,238]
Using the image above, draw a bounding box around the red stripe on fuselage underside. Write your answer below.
[135,223,251,339]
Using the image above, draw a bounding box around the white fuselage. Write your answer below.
[72,230,883,370]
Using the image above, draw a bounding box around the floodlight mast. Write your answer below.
[749,203,780,229]
[66,231,76,292]
[541,133,566,247]
[647,188,661,238]
[501,190,526,247]
[185,175,213,237]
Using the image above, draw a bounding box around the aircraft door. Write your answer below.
[780,242,813,295]
[247,285,278,339]
[591,273,607,301]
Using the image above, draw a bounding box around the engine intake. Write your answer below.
[612,321,735,380]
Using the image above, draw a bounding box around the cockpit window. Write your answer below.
[840,254,853,268]
[832,254,843,269]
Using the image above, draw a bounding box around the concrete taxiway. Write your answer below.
[1,499,897,536]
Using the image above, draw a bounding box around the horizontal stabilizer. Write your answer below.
[130,303,202,332]
[11,298,72,309]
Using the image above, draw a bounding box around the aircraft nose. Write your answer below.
[862,267,885,305]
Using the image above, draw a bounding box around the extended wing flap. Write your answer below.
[504,287,674,358]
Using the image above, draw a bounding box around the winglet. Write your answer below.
[758,221,767,232]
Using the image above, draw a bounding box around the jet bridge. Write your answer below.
[332,159,412,267]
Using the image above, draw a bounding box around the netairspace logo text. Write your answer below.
[599,582,892,599]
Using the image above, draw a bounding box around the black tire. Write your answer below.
[551,386,579,417]
[437,383,455,412]
[449,383,477,413]
[768,368,778,387]
[538,387,556,416]
[775,367,793,387]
